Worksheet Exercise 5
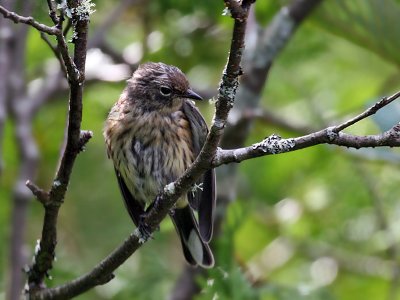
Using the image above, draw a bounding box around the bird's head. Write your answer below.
[127,62,202,112]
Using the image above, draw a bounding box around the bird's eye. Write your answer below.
[160,86,172,96]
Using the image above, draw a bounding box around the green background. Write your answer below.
[2,1,400,299]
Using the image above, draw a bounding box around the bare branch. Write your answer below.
[27,0,91,292]
[26,180,50,205]
[55,32,80,82]
[223,0,254,21]
[40,33,68,78]
[40,32,58,54]
[334,90,400,132]
[46,0,59,24]
[0,5,60,35]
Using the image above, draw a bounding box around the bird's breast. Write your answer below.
[105,107,194,206]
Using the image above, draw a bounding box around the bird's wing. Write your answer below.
[114,168,145,227]
[182,100,216,242]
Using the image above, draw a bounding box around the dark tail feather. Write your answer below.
[198,169,216,242]
[171,206,214,268]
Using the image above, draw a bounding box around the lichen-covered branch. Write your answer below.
[215,125,400,165]
[214,91,400,166]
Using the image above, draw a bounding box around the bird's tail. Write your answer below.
[171,206,214,268]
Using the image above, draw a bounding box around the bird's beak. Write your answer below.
[185,89,203,101]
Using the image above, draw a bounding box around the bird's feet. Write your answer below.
[136,215,153,244]
[136,199,163,243]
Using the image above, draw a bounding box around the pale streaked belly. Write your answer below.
[110,114,194,209]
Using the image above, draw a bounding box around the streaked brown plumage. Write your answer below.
[104,62,215,268]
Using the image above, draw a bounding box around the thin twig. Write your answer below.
[46,0,59,24]
[55,31,80,82]
[0,5,60,35]
[26,180,50,205]
[40,32,68,77]
[40,32,57,53]
[216,89,400,165]
[333,90,400,132]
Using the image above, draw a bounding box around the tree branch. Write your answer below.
[46,0,59,25]
[214,91,400,166]
[27,0,92,293]
[0,5,60,35]
[40,32,68,78]
[334,90,400,132]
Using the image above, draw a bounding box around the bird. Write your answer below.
[103,62,215,268]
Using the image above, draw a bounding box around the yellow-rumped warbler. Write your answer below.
[104,62,215,268]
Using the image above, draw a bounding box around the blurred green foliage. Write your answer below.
[2,0,400,299]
